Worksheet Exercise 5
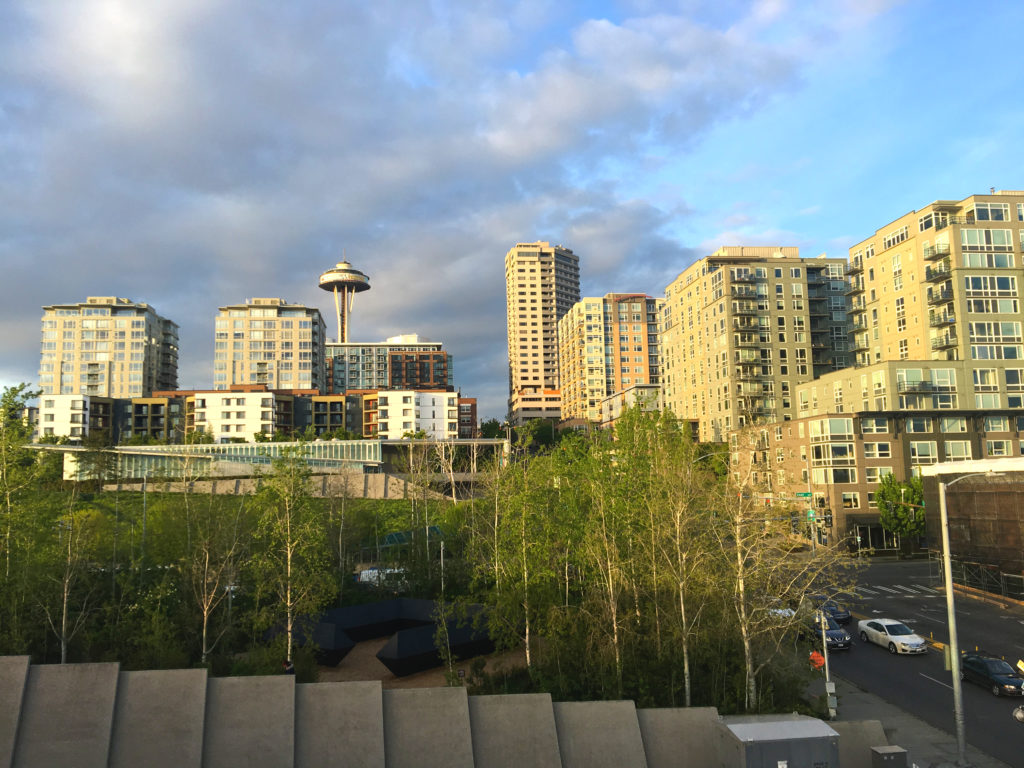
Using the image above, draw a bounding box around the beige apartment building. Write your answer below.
[505,241,580,425]
[558,293,663,424]
[752,190,1024,551]
[39,296,179,398]
[660,247,849,443]
[214,298,326,392]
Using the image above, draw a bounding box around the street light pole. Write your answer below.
[937,470,1000,767]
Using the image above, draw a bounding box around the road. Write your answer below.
[828,558,1024,767]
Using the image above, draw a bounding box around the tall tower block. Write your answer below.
[319,260,370,343]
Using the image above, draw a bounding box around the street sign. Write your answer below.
[795,492,812,498]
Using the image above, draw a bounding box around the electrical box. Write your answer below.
[716,714,839,768]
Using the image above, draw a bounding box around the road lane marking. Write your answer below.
[913,613,940,623]
[920,673,953,690]
[857,587,879,596]
[913,584,941,593]
[894,584,921,594]
[872,585,900,594]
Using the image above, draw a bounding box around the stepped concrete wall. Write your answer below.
[295,681,385,768]
[0,657,29,768]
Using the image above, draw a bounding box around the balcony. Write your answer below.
[846,259,863,275]
[849,335,870,352]
[734,334,762,348]
[733,319,761,331]
[923,243,951,261]
[927,288,954,305]
[808,300,828,316]
[850,317,868,331]
[732,302,761,316]
[896,380,935,394]
[929,313,956,328]
[846,279,864,295]
[931,334,958,350]
[849,296,867,312]
[924,263,951,282]
[732,273,766,283]
[731,284,760,298]
[736,366,767,381]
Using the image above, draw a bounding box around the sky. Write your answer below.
[3,0,1024,421]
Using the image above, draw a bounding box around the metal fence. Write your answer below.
[930,553,1024,601]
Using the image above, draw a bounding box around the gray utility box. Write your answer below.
[871,745,908,767]
[716,714,839,768]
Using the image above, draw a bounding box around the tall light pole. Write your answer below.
[937,470,1001,767]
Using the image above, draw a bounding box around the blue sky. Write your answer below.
[2,0,1023,420]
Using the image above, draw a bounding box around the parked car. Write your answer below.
[818,598,852,625]
[857,618,927,654]
[806,611,852,651]
[960,653,1024,697]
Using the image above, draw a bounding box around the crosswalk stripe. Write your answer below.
[893,584,921,594]
[872,585,900,594]
[913,584,940,593]
[857,587,879,595]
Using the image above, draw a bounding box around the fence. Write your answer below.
[929,553,1024,600]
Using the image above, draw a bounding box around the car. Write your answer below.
[960,653,1024,697]
[806,611,852,651]
[857,618,928,654]
[813,596,852,625]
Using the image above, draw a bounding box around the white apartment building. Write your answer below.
[189,391,285,442]
[214,298,326,392]
[39,296,179,398]
[375,390,459,440]
[36,394,111,442]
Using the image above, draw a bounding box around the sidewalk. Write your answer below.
[807,675,1011,768]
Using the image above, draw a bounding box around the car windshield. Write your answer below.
[818,614,840,630]
[885,623,913,636]
[985,659,1015,675]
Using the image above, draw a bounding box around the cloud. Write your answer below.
[0,0,896,416]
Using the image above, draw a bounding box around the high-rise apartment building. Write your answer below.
[39,296,179,398]
[325,335,453,394]
[558,293,663,423]
[847,190,1024,366]
[751,190,1024,552]
[660,247,849,443]
[505,241,581,425]
[214,298,326,392]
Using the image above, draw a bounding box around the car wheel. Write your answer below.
[888,642,897,654]
[992,684,1001,697]
[860,631,868,643]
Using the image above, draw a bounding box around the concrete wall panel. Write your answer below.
[108,668,208,768]
[202,675,295,768]
[0,657,29,768]
[382,687,473,768]
[295,681,385,768]
[468,693,562,768]
[553,701,648,768]
[636,707,719,768]
[12,662,120,768]
[831,720,889,768]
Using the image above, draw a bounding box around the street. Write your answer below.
[830,558,1024,767]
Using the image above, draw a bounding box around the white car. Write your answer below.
[857,618,928,655]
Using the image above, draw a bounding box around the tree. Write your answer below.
[479,418,503,439]
[876,473,924,556]
[249,447,334,660]
[1,384,41,579]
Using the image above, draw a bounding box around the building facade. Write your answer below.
[505,242,581,425]
[39,296,179,398]
[558,293,663,423]
[325,335,453,394]
[214,298,326,393]
[661,247,849,443]
[363,390,459,440]
[747,191,1024,551]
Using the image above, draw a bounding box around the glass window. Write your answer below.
[910,441,938,463]
[985,416,1009,432]
[986,440,1011,456]
[861,417,888,433]
[863,442,891,458]
[940,417,966,433]
[944,441,972,461]
[906,417,932,433]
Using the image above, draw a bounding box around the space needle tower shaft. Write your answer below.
[318,260,370,343]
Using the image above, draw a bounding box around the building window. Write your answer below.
[863,442,891,458]
[906,416,932,433]
[940,417,966,433]
[861,417,888,433]
[944,441,972,461]
[910,441,938,464]
[865,467,892,484]
[986,439,1011,456]
[841,493,860,509]
[985,415,1009,432]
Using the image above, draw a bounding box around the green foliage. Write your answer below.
[876,473,925,554]
[479,419,503,439]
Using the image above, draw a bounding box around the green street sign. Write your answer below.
[795,492,813,498]
[807,510,815,521]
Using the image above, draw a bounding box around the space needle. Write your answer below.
[318,260,370,343]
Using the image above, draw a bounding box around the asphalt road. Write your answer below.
[828,558,1024,767]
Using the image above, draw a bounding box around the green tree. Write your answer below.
[876,473,924,556]
[479,418,503,439]
[249,447,334,660]
[1,384,41,579]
